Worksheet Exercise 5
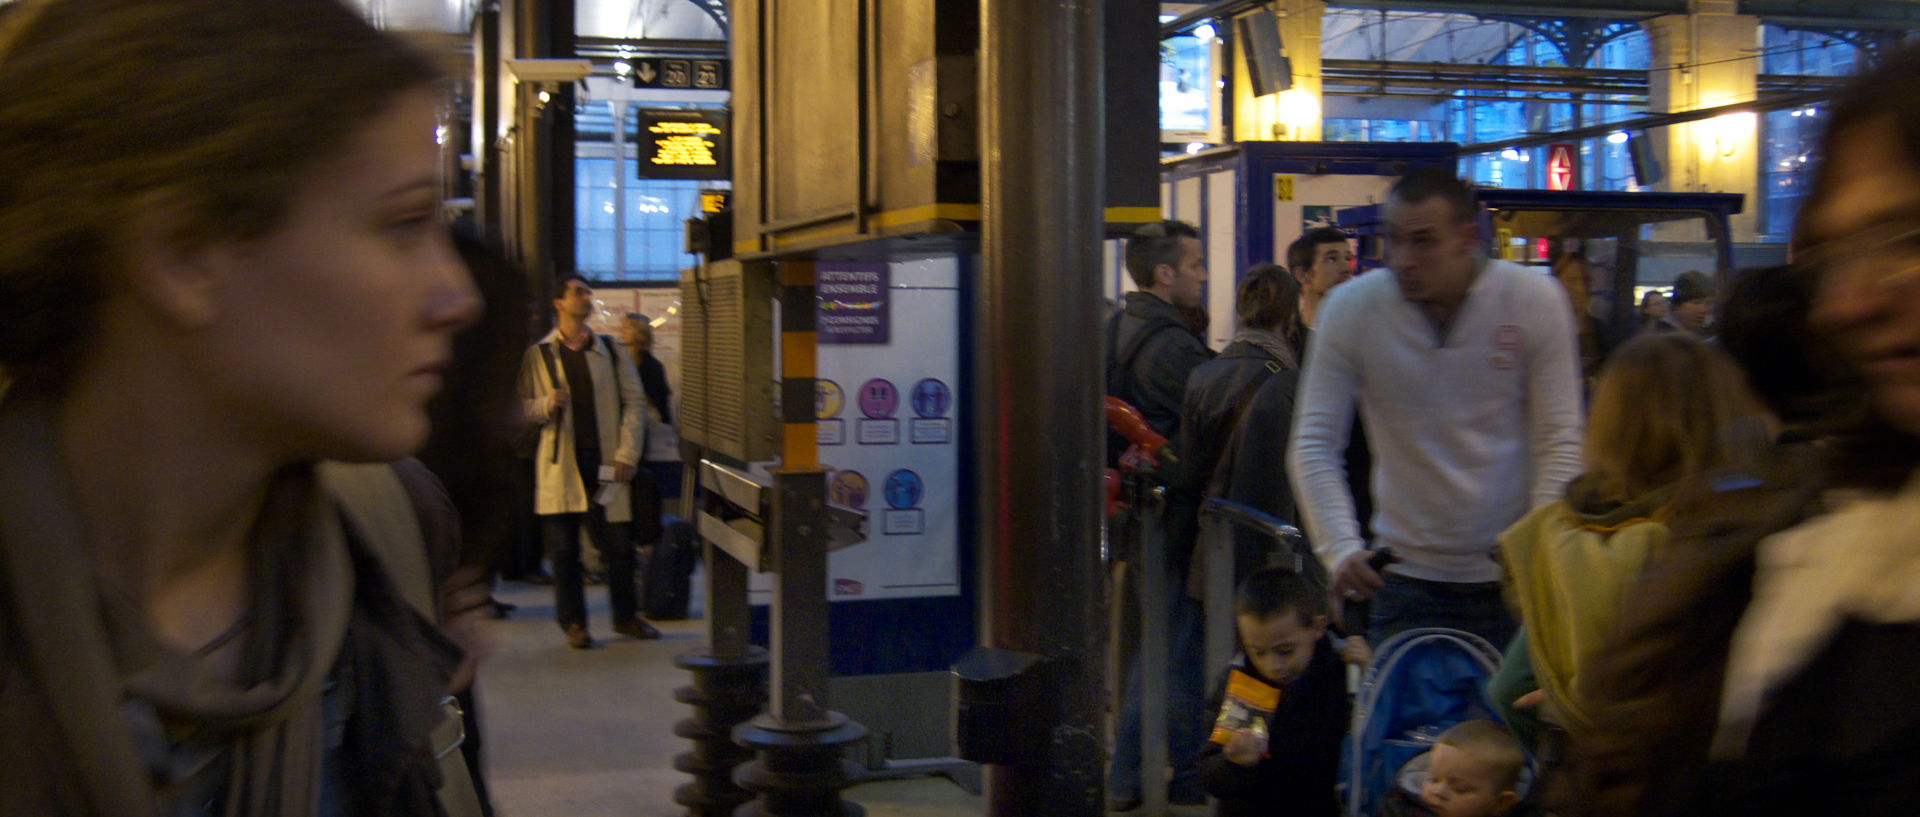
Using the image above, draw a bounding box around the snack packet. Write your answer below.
[1210,668,1281,747]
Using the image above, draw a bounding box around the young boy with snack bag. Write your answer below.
[1385,720,1529,817]
[1197,568,1355,816]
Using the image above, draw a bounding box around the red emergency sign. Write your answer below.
[1547,143,1576,191]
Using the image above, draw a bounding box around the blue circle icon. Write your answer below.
[911,378,951,418]
[883,469,924,510]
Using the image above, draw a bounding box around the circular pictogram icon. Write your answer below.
[910,378,952,418]
[816,380,845,419]
[883,469,925,510]
[830,470,870,509]
[859,378,899,419]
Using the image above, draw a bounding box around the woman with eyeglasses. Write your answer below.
[1555,44,1920,817]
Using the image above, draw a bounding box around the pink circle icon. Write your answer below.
[858,378,899,419]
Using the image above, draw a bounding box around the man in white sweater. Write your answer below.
[1287,168,1584,647]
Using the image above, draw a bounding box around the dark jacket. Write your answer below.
[1181,332,1302,581]
[1576,314,1616,383]
[637,350,672,426]
[1198,636,1349,817]
[1107,291,1214,441]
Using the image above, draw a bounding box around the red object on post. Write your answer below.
[1104,396,1170,462]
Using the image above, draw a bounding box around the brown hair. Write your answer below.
[1583,334,1771,504]
[1124,219,1201,289]
[1235,263,1299,333]
[1389,165,1478,225]
[1287,226,1350,274]
[1437,720,1526,792]
[0,0,441,387]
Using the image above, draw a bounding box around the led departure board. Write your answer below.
[635,109,729,181]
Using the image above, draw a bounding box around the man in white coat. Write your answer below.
[522,275,655,648]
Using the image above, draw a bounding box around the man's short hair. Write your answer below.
[1670,270,1715,307]
[552,274,591,302]
[1388,166,1478,225]
[1436,720,1527,792]
[1125,220,1201,289]
[1236,264,1299,331]
[1235,567,1324,624]
[1287,227,1352,274]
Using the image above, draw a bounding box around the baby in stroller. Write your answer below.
[1344,628,1530,817]
[1382,720,1527,817]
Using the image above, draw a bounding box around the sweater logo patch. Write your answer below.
[1490,325,1522,370]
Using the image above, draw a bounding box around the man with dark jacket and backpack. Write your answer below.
[1107,219,1216,810]
[1108,220,1214,443]
[521,276,660,648]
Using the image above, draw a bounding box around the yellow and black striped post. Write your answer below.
[778,259,821,471]
[736,257,868,816]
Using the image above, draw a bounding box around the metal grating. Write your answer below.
[679,259,777,462]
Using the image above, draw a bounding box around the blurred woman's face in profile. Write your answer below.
[187,88,480,461]
[1808,119,1920,434]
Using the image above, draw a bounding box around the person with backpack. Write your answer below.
[1180,265,1305,592]
[1106,219,1216,810]
[521,275,658,648]
[1487,334,1771,752]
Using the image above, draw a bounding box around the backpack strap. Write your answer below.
[317,462,485,817]
[537,341,564,464]
[600,334,625,417]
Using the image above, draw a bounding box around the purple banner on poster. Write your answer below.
[818,263,889,344]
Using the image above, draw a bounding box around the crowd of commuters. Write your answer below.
[1107,44,1920,817]
[5,1,1920,815]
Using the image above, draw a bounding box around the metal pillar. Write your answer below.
[732,260,866,817]
[976,0,1107,814]
[673,514,767,817]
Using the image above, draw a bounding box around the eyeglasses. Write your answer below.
[1799,223,1920,289]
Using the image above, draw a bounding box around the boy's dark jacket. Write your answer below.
[1198,634,1349,817]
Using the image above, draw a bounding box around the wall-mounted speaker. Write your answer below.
[1627,131,1663,186]
[1238,10,1291,98]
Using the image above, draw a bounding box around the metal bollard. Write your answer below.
[673,647,770,817]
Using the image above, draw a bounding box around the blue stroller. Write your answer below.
[1342,628,1518,816]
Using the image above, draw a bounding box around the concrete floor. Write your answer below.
[476,577,1208,817]
[475,577,986,817]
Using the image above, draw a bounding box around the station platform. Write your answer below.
[476,576,988,817]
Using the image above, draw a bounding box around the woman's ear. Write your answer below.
[122,201,226,329]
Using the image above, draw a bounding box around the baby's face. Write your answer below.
[1420,744,1513,817]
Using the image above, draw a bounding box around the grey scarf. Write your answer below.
[1231,328,1298,371]
[0,395,354,817]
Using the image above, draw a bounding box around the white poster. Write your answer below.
[750,257,963,602]
[586,286,684,413]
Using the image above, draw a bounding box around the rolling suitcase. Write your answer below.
[642,515,697,620]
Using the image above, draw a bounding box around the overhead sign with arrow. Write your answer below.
[627,57,728,91]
